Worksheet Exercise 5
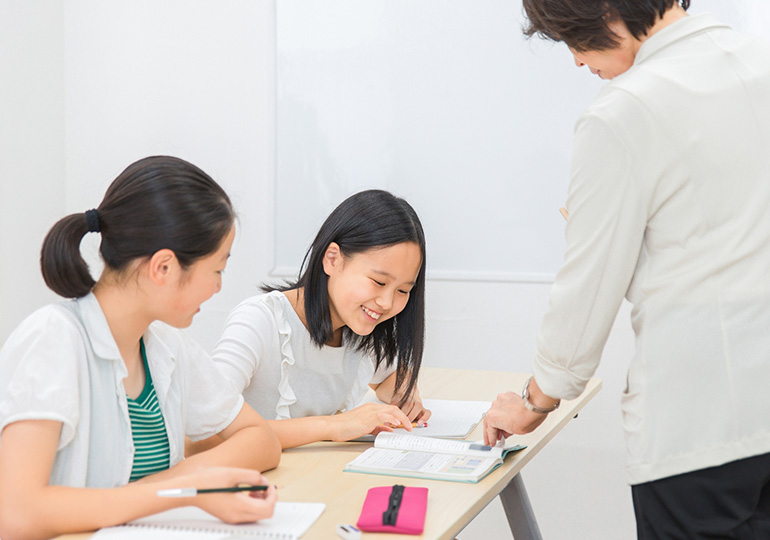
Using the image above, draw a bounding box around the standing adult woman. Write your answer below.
[484,1,770,537]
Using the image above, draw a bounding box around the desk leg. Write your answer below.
[499,473,543,540]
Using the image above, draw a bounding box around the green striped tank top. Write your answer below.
[127,338,171,482]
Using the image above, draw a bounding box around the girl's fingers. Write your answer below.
[256,485,278,505]
[372,424,394,435]
[415,407,431,423]
[246,480,274,501]
[394,414,413,431]
[383,410,412,431]
[401,402,416,421]
[407,403,423,422]
[231,469,266,487]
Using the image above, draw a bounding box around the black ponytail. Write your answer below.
[40,213,97,298]
[40,156,235,298]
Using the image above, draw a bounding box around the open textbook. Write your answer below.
[344,432,526,483]
[352,398,491,442]
[91,502,325,540]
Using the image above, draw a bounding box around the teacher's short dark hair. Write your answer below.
[522,0,690,52]
[263,189,427,405]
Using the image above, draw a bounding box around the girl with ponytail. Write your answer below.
[0,156,280,539]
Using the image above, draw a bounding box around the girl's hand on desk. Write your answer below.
[372,372,431,424]
[330,402,412,441]
[483,392,548,445]
[391,387,432,425]
[189,468,278,524]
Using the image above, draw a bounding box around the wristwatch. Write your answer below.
[521,376,560,414]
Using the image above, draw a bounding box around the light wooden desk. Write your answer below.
[60,367,600,540]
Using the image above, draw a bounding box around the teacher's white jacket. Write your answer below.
[533,14,770,484]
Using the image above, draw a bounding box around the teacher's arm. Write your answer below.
[486,110,649,443]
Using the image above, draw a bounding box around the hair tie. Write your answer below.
[85,209,101,233]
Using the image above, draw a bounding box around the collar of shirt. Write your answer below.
[75,293,122,364]
[74,292,178,398]
[634,13,731,67]
[143,324,178,401]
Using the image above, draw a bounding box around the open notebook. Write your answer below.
[411,399,491,438]
[92,502,325,540]
[352,398,491,442]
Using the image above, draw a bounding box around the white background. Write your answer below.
[1,2,768,539]
[274,1,603,282]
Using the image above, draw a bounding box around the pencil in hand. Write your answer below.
[157,485,275,497]
[388,421,427,429]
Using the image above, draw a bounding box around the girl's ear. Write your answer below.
[147,249,179,285]
[322,242,342,277]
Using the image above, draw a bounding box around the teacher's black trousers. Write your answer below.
[632,452,770,540]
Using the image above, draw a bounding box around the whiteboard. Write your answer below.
[274,0,603,283]
[273,0,767,282]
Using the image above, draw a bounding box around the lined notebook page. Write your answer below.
[92,502,325,540]
[415,399,491,438]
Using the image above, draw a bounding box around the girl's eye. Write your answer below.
[398,289,410,295]
[371,279,385,286]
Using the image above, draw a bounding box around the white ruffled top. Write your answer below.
[213,291,395,420]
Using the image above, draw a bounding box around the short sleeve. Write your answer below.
[212,297,277,394]
[0,306,85,450]
[370,357,397,385]
[176,331,244,441]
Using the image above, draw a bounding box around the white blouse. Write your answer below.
[213,291,395,420]
[533,14,770,484]
[0,293,243,488]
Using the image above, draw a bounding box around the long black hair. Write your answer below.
[41,155,235,298]
[264,189,427,404]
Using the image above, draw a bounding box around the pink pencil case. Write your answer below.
[356,485,428,535]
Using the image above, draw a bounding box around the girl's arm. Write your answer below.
[159,403,280,478]
[0,420,277,540]
[187,402,411,452]
[266,403,413,449]
[370,372,432,424]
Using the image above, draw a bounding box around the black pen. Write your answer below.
[157,485,273,497]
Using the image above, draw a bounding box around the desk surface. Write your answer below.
[60,367,600,540]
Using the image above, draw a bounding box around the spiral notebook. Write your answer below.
[92,502,325,540]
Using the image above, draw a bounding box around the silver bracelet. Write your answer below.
[521,376,560,414]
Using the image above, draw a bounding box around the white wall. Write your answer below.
[0,0,65,339]
[1,2,768,540]
[61,0,277,346]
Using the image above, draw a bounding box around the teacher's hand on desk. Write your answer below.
[483,377,560,445]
